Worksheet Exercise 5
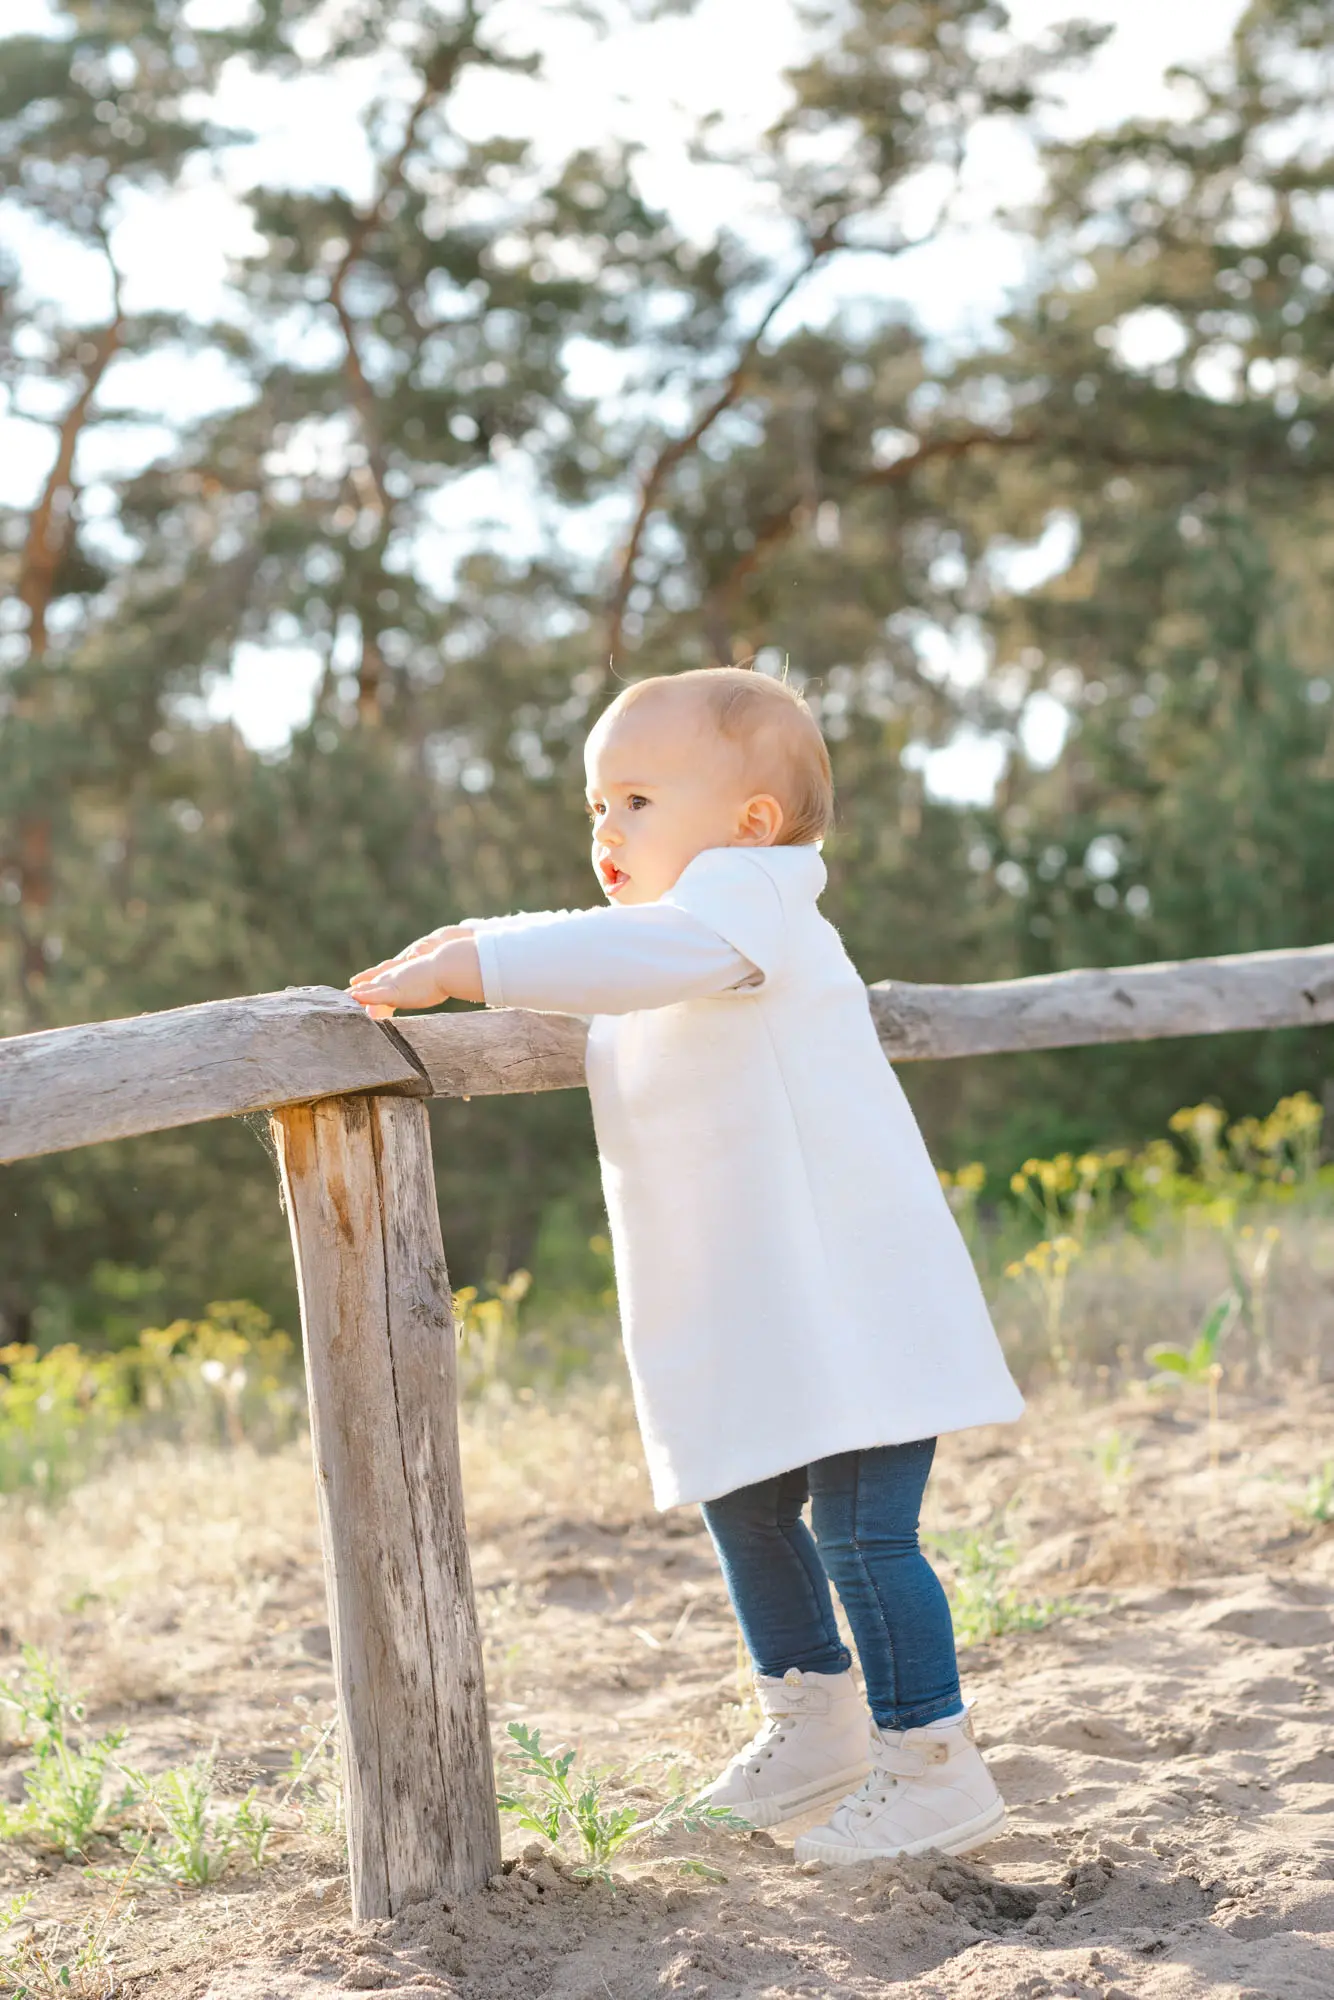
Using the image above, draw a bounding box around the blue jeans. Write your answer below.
[700,1440,963,1731]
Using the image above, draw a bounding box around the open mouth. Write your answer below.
[599,861,629,895]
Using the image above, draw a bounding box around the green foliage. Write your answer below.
[1146,1291,1240,1386]
[497,1722,750,1878]
[931,1534,1075,1648]
[1088,1430,1136,1494]
[0,1653,130,1858]
[231,1792,275,1874]
[116,1752,255,1887]
[0,1652,274,1886]
[1,0,1331,1347]
[0,1303,302,1497]
[1297,1461,1334,1526]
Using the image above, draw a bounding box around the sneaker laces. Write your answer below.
[724,1711,793,1776]
[845,1732,945,1816]
[723,1672,814,1776]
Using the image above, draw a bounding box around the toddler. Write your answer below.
[349,666,1024,1865]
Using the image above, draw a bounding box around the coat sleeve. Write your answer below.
[459,901,760,1015]
[658,848,789,984]
[460,908,588,934]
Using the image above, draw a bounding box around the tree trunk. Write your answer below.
[270,1093,500,1918]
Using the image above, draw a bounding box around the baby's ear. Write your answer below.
[737,793,784,846]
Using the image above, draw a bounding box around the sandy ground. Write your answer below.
[3,1376,1334,1998]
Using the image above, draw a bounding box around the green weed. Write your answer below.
[1087,1429,1136,1491]
[0,1652,130,1857]
[1297,1460,1334,1524]
[1146,1289,1240,1468]
[117,1750,270,1885]
[497,1723,750,1878]
[0,1652,274,1888]
[1145,1289,1240,1387]
[231,1791,274,1871]
[933,1533,1074,1647]
[118,1752,226,1885]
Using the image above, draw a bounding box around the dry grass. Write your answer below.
[2,1365,1334,1995]
[4,1123,1334,1997]
[994,1207,1334,1388]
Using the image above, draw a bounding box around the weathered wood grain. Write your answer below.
[867,943,1334,1061]
[271,1094,500,1918]
[384,942,1334,1092]
[0,986,425,1164]
[393,1006,589,1097]
[1,945,1330,1162]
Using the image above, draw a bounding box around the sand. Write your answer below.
[2,1377,1333,1997]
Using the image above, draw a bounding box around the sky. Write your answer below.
[2,0,1252,787]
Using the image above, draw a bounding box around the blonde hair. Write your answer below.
[601,666,834,846]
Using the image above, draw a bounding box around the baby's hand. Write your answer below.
[349,932,483,1014]
[350,924,471,988]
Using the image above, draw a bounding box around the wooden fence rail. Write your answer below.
[1,936,1331,1918]
[3,942,1332,1167]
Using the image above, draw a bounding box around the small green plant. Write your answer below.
[1297,1460,1334,1525]
[0,1883,133,1999]
[0,1653,273,1888]
[117,1751,238,1886]
[933,1533,1073,1647]
[1088,1429,1135,1491]
[231,1791,274,1871]
[1145,1290,1238,1386]
[0,1652,130,1857]
[1146,1289,1239,1468]
[497,1723,750,1878]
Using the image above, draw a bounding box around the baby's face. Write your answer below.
[584,696,768,904]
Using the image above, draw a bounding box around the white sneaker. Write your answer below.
[792,1708,1006,1865]
[696,1667,871,1829]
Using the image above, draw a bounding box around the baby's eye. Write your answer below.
[585,801,602,822]
[627,794,650,811]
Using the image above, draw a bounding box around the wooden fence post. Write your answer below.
[270,1092,500,1919]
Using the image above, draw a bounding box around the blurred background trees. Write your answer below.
[1,0,1331,1344]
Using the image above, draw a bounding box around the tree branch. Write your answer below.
[701,427,1038,661]
[19,298,124,658]
[325,47,470,718]
[699,414,1330,662]
[601,164,977,673]
[328,69,450,514]
[604,245,834,667]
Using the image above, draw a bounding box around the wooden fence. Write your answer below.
[2,941,1332,1918]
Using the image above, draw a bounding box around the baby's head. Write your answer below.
[584,667,833,904]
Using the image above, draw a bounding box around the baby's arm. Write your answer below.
[349,902,756,1017]
[348,907,593,1016]
[465,903,758,1015]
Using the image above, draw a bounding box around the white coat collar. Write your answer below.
[749,843,827,901]
[679,843,827,901]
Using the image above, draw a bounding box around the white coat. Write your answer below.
[464,845,1024,1508]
